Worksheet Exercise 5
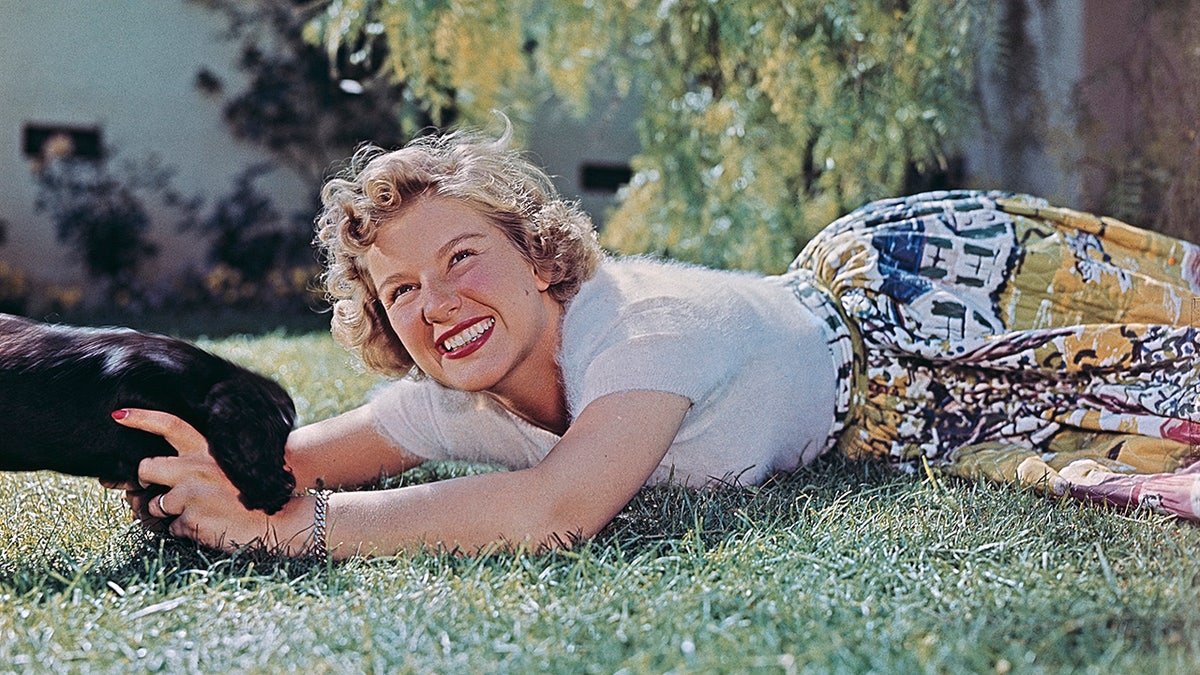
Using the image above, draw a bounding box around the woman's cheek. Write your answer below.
[386,305,420,343]
[392,307,442,373]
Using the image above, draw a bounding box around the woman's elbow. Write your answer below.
[521,479,621,551]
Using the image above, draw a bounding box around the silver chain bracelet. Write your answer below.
[309,489,332,559]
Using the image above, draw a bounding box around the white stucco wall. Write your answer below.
[526,94,641,228]
[0,0,308,299]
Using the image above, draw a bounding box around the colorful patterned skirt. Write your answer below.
[790,190,1200,520]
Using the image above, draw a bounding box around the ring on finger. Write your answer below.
[157,493,170,517]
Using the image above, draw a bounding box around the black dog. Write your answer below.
[0,313,296,514]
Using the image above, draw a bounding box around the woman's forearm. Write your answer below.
[271,467,570,559]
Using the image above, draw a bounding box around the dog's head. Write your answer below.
[201,368,297,515]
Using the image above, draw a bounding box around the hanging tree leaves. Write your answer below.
[308,0,987,272]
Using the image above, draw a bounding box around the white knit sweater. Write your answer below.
[370,257,838,486]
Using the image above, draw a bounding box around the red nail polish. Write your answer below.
[111,409,129,421]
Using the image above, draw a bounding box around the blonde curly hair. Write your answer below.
[315,117,604,377]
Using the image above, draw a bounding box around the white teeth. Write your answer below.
[441,318,494,352]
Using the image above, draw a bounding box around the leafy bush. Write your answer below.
[32,152,193,307]
[192,0,438,191]
[0,261,28,315]
[30,151,322,317]
[181,165,323,312]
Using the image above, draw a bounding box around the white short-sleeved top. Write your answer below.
[370,257,838,486]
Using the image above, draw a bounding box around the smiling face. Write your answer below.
[364,196,564,406]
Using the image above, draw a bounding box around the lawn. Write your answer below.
[1,331,1198,673]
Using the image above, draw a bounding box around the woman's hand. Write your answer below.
[110,408,311,555]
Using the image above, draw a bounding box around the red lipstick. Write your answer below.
[436,317,495,359]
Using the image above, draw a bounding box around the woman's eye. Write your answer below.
[390,284,417,303]
[450,249,477,265]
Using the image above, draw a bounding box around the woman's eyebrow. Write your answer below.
[436,232,487,259]
[374,273,407,300]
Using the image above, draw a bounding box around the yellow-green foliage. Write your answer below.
[309,0,986,272]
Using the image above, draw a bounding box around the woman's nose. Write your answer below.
[421,279,460,325]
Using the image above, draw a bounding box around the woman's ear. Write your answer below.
[531,263,555,292]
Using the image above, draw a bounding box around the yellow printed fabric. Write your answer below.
[792,191,1200,520]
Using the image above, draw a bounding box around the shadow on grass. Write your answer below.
[595,452,905,549]
[0,528,332,598]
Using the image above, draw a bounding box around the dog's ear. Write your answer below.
[202,377,297,514]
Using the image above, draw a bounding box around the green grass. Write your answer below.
[2,332,1198,673]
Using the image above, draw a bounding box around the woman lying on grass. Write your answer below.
[112,119,1200,559]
